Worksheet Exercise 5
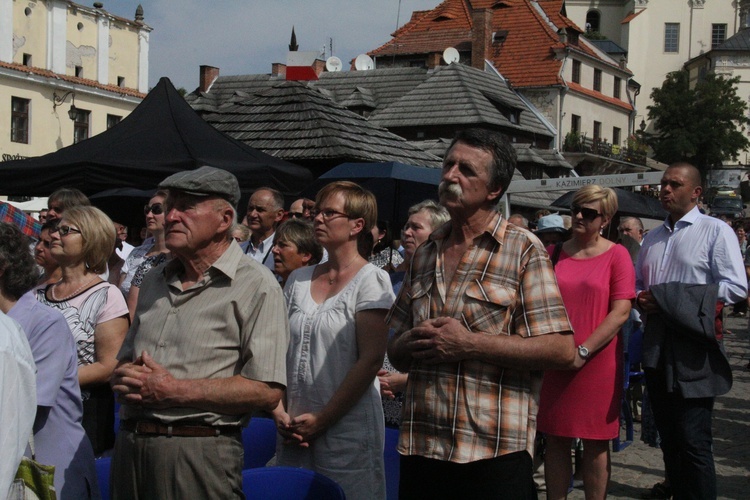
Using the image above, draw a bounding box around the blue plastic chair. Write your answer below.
[95,457,111,500]
[613,326,645,452]
[241,466,346,499]
[242,417,278,469]
[384,427,400,500]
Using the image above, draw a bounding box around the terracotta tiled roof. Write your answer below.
[0,60,145,98]
[369,0,622,89]
[621,9,645,24]
[567,82,633,111]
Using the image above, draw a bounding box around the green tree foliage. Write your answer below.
[647,70,750,176]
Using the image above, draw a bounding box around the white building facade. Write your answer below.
[0,0,150,161]
[565,0,745,133]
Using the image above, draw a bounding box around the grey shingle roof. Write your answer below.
[713,26,750,51]
[367,63,553,138]
[201,81,441,170]
[588,39,628,57]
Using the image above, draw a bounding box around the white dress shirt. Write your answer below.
[243,232,276,272]
[0,312,36,499]
[636,206,747,304]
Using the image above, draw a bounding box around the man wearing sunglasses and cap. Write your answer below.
[111,166,289,499]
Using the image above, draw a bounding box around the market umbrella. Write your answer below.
[551,188,667,219]
[0,200,41,238]
[307,162,442,230]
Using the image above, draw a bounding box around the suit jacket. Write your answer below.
[642,282,732,398]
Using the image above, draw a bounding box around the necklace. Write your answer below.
[51,276,99,301]
[327,255,360,285]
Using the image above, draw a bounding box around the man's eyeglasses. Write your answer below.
[311,208,351,221]
[144,203,164,215]
[51,224,82,237]
[571,205,602,221]
[288,212,305,219]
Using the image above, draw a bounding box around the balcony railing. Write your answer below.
[563,137,648,167]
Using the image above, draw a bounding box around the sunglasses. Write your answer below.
[144,203,164,215]
[51,224,82,237]
[571,205,602,221]
[288,212,305,219]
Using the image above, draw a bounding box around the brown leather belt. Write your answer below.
[121,420,241,438]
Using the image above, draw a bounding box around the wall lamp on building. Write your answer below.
[53,91,78,121]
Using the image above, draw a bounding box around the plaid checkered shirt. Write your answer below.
[388,211,572,463]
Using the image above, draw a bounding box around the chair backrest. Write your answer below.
[242,417,278,469]
[383,427,400,500]
[628,326,644,367]
[95,457,111,500]
[242,466,346,499]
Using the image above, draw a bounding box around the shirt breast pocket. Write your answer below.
[408,279,433,326]
[463,280,515,335]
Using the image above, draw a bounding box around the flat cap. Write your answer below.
[159,166,241,207]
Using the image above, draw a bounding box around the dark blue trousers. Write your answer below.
[646,369,716,500]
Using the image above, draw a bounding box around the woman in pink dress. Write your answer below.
[537,185,635,500]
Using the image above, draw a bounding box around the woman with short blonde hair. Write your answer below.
[37,205,129,455]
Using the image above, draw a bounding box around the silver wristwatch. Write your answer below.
[577,345,590,360]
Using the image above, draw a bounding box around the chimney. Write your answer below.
[427,52,442,69]
[471,8,492,70]
[313,59,326,76]
[272,63,287,78]
[199,65,219,93]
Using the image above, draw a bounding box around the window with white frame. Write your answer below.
[712,24,727,49]
[11,97,30,144]
[664,23,680,53]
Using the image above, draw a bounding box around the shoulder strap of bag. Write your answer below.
[551,242,563,268]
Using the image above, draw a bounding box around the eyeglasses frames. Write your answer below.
[570,205,603,221]
[288,212,305,219]
[144,203,164,215]
[310,208,351,222]
[50,224,82,237]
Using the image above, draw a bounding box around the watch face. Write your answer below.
[578,345,589,358]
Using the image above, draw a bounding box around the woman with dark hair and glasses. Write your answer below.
[536,185,635,500]
[273,181,394,499]
[118,191,167,296]
[36,206,129,456]
[35,220,62,287]
[125,192,170,320]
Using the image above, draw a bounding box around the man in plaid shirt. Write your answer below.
[388,129,574,499]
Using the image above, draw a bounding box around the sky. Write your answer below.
[112,0,441,91]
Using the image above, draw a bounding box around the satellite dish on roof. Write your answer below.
[326,56,343,72]
[443,47,460,64]
[354,54,375,71]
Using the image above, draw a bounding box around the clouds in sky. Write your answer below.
[114,0,440,91]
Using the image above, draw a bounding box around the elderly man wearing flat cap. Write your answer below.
[110,166,289,499]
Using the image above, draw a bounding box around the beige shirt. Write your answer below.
[118,240,289,426]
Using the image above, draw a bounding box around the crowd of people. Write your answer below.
[1,128,745,500]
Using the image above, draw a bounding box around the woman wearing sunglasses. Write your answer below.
[36,206,129,456]
[118,191,166,297]
[536,185,635,500]
[125,192,170,320]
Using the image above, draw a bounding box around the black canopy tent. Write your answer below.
[0,77,312,199]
